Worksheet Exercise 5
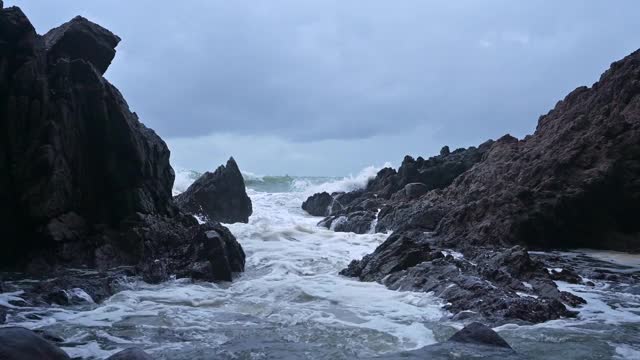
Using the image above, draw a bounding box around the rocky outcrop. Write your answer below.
[0,7,244,282]
[304,143,494,233]
[328,49,640,324]
[0,327,70,360]
[341,230,579,324]
[175,157,252,224]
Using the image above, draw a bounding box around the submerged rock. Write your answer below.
[375,322,519,359]
[175,157,252,224]
[0,7,244,282]
[0,327,70,360]
[106,348,153,360]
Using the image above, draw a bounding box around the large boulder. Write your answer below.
[175,157,252,223]
[0,327,70,360]
[0,7,244,281]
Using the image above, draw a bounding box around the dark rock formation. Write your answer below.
[305,141,494,233]
[301,191,335,216]
[448,322,512,348]
[0,327,70,360]
[431,51,640,252]
[0,7,244,282]
[333,49,640,324]
[341,230,576,324]
[375,322,519,359]
[106,348,153,360]
[175,157,252,224]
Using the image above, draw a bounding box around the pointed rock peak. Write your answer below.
[43,15,121,75]
[226,156,239,171]
[0,6,36,42]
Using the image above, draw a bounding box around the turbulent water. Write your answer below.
[2,168,640,359]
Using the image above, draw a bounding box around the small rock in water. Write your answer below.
[448,322,512,349]
[0,327,70,360]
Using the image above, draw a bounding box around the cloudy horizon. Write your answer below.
[10,0,640,176]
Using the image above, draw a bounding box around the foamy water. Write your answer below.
[2,167,640,359]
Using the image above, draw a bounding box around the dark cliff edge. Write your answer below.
[175,157,253,224]
[304,49,640,324]
[0,7,245,284]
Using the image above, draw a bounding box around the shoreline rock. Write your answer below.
[313,49,640,323]
[0,7,244,282]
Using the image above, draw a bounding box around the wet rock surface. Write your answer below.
[316,49,640,324]
[0,327,70,360]
[0,6,244,282]
[175,157,252,224]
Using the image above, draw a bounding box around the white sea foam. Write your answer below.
[297,163,392,196]
[172,168,202,196]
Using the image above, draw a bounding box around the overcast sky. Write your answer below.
[9,1,640,176]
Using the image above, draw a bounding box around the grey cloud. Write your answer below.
[9,0,640,174]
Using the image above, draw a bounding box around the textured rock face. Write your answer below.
[0,7,244,282]
[175,157,252,224]
[341,230,578,324]
[432,51,640,251]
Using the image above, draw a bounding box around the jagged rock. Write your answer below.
[342,230,577,323]
[336,48,640,324]
[308,142,493,234]
[431,51,640,251]
[175,157,252,224]
[301,191,334,216]
[106,348,153,360]
[0,327,70,360]
[0,7,244,282]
